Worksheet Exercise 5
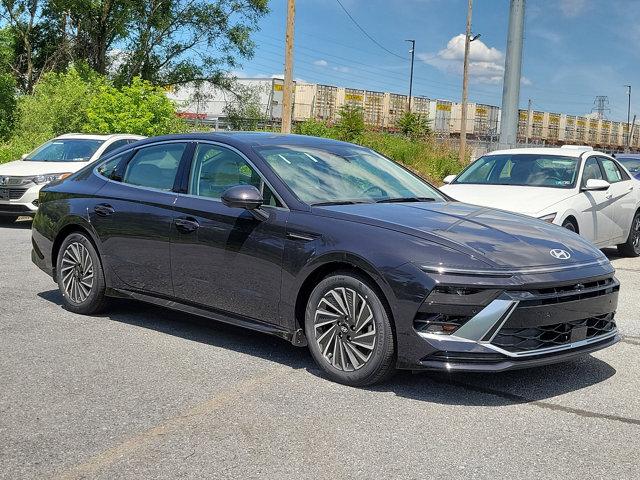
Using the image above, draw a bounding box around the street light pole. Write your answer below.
[406,40,415,112]
[626,85,632,150]
[459,0,474,163]
[281,0,296,134]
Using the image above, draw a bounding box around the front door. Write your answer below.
[578,156,615,245]
[91,142,189,296]
[170,142,288,325]
[599,157,637,243]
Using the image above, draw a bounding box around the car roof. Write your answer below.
[55,133,146,141]
[484,147,609,158]
[126,132,365,150]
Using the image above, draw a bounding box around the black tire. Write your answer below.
[304,272,396,386]
[562,218,578,233]
[0,215,17,224]
[617,211,640,257]
[56,232,109,314]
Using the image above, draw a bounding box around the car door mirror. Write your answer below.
[584,178,611,191]
[443,174,456,184]
[221,185,264,210]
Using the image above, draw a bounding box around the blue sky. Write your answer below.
[239,0,640,122]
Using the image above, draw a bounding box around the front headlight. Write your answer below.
[32,173,72,185]
[538,212,557,223]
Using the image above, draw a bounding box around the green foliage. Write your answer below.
[396,111,431,138]
[0,73,16,139]
[84,78,186,136]
[223,83,267,131]
[294,118,333,138]
[334,105,365,142]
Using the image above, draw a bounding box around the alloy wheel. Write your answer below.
[313,287,376,372]
[60,242,94,304]
[633,216,640,252]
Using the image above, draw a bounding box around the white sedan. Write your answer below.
[441,145,640,257]
[0,133,144,222]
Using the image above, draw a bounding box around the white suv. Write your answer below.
[0,133,144,221]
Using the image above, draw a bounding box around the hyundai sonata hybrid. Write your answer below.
[0,133,144,221]
[441,145,640,257]
[31,133,620,386]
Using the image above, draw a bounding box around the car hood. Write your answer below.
[0,160,90,176]
[314,201,606,270]
[439,184,575,215]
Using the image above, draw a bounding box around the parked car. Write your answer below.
[0,133,145,221]
[613,153,640,180]
[32,134,619,386]
[441,145,640,257]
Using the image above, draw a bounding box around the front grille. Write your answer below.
[0,187,28,200]
[0,204,31,213]
[492,313,616,352]
[517,277,618,307]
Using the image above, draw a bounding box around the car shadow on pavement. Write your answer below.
[38,288,618,407]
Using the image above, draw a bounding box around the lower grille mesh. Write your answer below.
[492,314,616,352]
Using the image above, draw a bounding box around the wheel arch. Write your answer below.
[51,219,102,281]
[561,214,580,234]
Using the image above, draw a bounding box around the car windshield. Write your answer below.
[616,156,640,173]
[454,153,580,189]
[254,144,444,205]
[25,139,104,162]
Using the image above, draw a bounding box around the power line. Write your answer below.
[334,0,406,60]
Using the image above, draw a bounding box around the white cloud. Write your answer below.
[418,34,506,85]
[313,59,328,67]
[559,0,588,17]
[332,66,350,73]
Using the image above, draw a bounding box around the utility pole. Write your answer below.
[626,85,632,150]
[406,40,415,112]
[459,0,473,163]
[281,0,296,134]
[499,0,526,148]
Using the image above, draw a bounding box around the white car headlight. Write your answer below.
[32,173,72,185]
[538,213,557,223]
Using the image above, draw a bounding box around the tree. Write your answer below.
[115,0,269,87]
[84,77,186,136]
[0,72,16,138]
[223,82,266,130]
[335,105,365,142]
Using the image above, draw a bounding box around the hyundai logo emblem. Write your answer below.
[550,249,571,260]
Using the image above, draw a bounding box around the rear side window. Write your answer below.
[600,158,623,183]
[123,143,186,191]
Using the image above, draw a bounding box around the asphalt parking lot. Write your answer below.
[1,220,639,480]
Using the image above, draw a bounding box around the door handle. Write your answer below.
[605,193,613,199]
[94,203,115,216]
[174,217,200,234]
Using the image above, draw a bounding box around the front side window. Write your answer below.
[600,158,623,183]
[189,143,280,206]
[97,154,126,181]
[26,139,104,162]
[122,143,186,191]
[454,154,580,189]
[254,144,443,205]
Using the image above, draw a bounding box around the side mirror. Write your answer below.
[221,185,267,220]
[443,174,456,184]
[584,178,611,191]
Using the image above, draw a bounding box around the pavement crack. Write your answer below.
[435,378,640,427]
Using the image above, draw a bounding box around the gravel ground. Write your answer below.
[1,219,639,480]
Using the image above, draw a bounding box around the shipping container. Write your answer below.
[430,100,452,134]
[474,104,499,138]
[387,93,408,127]
[531,111,544,139]
[450,102,474,134]
[364,91,385,127]
[576,117,587,142]
[546,113,561,142]
[314,84,339,121]
[564,115,576,142]
[518,110,529,140]
[587,118,599,144]
[600,120,612,145]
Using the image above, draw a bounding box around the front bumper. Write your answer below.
[403,275,620,372]
[0,184,40,216]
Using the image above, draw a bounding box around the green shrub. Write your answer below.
[84,78,187,136]
[294,118,333,138]
[334,105,365,142]
[396,111,431,138]
[0,73,16,140]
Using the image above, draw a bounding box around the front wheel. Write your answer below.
[617,211,640,257]
[562,218,578,233]
[304,272,396,386]
[56,232,109,314]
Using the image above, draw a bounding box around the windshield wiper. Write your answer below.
[311,200,373,206]
[376,197,436,203]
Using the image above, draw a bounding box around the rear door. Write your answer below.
[599,157,636,242]
[90,141,191,296]
[170,142,288,325]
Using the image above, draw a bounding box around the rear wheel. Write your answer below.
[562,218,578,233]
[304,272,396,386]
[56,232,109,314]
[617,211,640,257]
